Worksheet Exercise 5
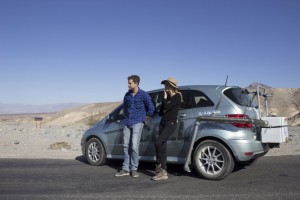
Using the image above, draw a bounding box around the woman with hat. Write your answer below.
[152,77,182,181]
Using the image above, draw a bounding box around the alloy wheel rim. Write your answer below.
[198,146,225,175]
[88,142,100,162]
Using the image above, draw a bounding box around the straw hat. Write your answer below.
[161,77,178,88]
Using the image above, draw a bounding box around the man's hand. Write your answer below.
[146,116,151,121]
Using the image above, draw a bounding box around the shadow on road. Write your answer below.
[74,155,89,164]
[75,154,255,180]
[75,155,200,178]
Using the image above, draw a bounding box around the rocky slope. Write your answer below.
[245,85,300,126]
[267,88,300,125]
[39,102,122,127]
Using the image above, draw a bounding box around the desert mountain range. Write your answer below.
[0,103,83,115]
[1,83,299,126]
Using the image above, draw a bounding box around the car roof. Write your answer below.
[147,85,241,93]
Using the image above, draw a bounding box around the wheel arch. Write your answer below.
[85,135,107,156]
[191,136,237,163]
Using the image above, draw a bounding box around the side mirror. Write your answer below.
[116,113,125,121]
[109,115,115,121]
[105,115,114,124]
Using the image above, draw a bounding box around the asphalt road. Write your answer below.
[0,156,299,200]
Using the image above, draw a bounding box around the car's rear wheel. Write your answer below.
[193,140,234,180]
[86,138,106,166]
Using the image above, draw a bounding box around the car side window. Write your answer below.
[179,90,193,109]
[106,105,124,123]
[191,90,214,108]
[151,90,195,111]
[150,91,164,113]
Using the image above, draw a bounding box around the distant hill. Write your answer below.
[246,82,272,89]
[265,88,300,125]
[0,103,84,115]
[245,83,300,126]
[43,102,121,126]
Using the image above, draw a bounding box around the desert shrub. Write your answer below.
[49,142,71,150]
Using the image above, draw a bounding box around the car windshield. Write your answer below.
[223,88,257,107]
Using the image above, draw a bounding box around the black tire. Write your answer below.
[85,138,106,166]
[193,140,235,180]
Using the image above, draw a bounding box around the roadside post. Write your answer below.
[34,117,43,128]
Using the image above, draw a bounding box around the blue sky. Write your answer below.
[1,0,299,105]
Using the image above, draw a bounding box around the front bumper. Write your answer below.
[81,137,86,156]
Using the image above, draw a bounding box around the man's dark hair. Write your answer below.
[128,75,140,85]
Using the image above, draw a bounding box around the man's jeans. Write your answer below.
[122,122,144,171]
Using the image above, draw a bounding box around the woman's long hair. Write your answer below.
[174,88,183,102]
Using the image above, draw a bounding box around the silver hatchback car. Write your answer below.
[81,85,276,180]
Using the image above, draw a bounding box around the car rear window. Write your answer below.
[223,88,255,107]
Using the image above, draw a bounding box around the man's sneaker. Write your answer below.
[152,169,168,181]
[115,169,130,177]
[131,170,139,178]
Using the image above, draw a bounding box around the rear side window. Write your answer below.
[179,90,214,109]
[191,90,214,108]
[180,90,193,109]
[223,88,254,107]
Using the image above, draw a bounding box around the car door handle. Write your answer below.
[178,114,187,118]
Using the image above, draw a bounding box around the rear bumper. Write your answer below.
[229,139,269,162]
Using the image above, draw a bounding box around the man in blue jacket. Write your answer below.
[115,75,155,178]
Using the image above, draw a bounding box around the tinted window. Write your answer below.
[224,88,255,107]
[178,90,214,109]
[191,90,214,108]
[179,90,193,109]
[150,91,164,113]
[106,105,124,123]
[151,90,193,111]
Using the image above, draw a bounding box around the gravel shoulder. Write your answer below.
[0,120,86,159]
[265,126,300,156]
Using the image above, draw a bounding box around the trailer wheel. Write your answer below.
[193,140,234,180]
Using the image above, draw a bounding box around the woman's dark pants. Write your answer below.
[155,120,176,170]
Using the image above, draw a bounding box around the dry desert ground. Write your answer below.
[0,115,299,160]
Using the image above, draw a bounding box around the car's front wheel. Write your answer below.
[193,140,234,180]
[86,138,106,166]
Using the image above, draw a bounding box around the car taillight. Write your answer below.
[225,114,252,128]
